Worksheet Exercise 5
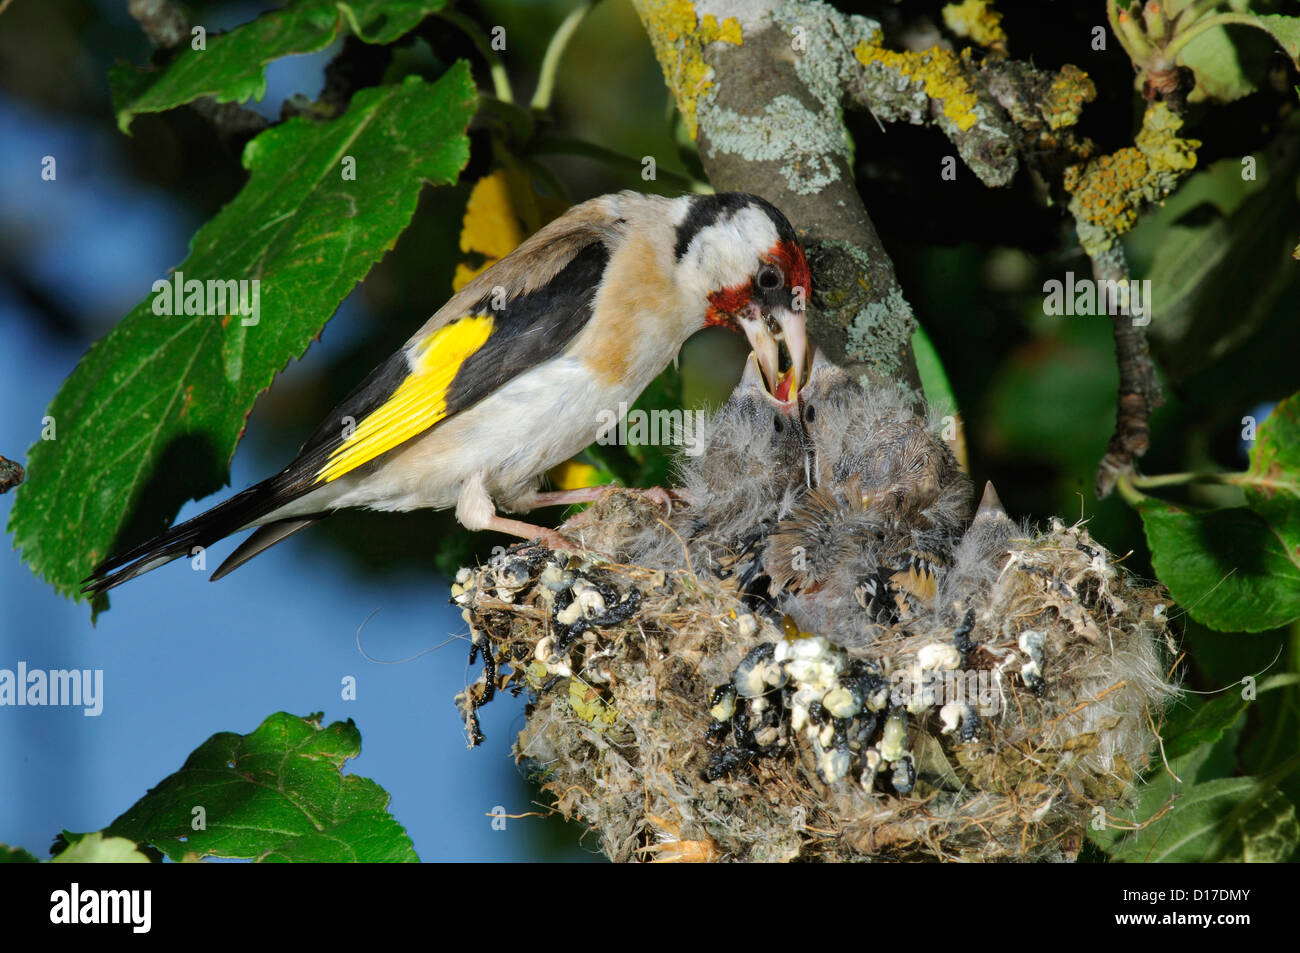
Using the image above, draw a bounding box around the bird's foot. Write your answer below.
[635,486,694,516]
[480,514,576,553]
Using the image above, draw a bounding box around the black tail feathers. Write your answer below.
[81,479,320,596]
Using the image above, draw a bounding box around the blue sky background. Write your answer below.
[0,5,594,862]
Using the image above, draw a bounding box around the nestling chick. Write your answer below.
[799,349,969,538]
[763,350,972,646]
[933,480,1023,628]
[631,352,808,612]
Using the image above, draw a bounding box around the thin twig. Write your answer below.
[1093,243,1165,499]
[437,8,514,104]
[531,2,594,112]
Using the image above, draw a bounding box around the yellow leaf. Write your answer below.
[453,170,573,291]
[547,459,603,490]
[460,170,524,259]
[452,261,492,291]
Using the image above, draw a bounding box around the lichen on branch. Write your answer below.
[636,0,743,141]
[1064,102,1200,256]
[632,0,923,388]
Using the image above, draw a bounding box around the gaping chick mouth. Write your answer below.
[767,330,800,404]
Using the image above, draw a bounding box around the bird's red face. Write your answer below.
[705,237,811,406]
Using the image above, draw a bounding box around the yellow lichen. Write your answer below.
[1041,64,1095,131]
[569,679,619,728]
[941,0,1007,50]
[633,0,743,140]
[1063,103,1200,254]
[853,37,980,132]
[1133,101,1199,173]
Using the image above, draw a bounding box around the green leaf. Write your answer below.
[1104,776,1298,862]
[1139,501,1300,632]
[105,713,418,862]
[1222,784,1300,862]
[1243,13,1300,66]
[110,0,448,133]
[1162,691,1249,761]
[1175,10,1300,102]
[1137,393,1300,631]
[912,324,958,416]
[0,845,40,863]
[1130,130,1300,381]
[1178,21,1260,103]
[50,832,153,864]
[1089,713,1240,858]
[1244,390,1300,522]
[9,67,477,602]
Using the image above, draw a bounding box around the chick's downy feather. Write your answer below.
[763,350,973,646]
[631,354,806,604]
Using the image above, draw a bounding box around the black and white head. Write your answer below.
[671,192,811,405]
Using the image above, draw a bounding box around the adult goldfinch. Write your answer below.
[83,190,811,594]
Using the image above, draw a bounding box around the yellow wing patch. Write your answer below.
[315,315,495,484]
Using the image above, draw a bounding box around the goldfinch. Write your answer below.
[83,190,811,594]
[936,480,1021,622]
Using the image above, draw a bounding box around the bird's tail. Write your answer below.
[80,476,321,596]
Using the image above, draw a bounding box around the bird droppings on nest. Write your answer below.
[450,355,1178,863]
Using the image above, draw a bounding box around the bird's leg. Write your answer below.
[457,473,575,552]
[523,487,615,508]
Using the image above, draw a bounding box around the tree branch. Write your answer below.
[844,27,1019,188]
[0,454,23,494]
[632,0,923,389]
[1092,243,1165,499]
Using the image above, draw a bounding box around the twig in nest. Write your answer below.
[1092,244,1165,498]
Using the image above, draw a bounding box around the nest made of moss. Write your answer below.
[450,487,1178,863]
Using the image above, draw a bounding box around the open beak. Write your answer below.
[735,303,807,405]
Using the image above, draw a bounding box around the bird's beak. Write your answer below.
[735,303,808,405]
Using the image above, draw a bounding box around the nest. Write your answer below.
[452,488,1176,862]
